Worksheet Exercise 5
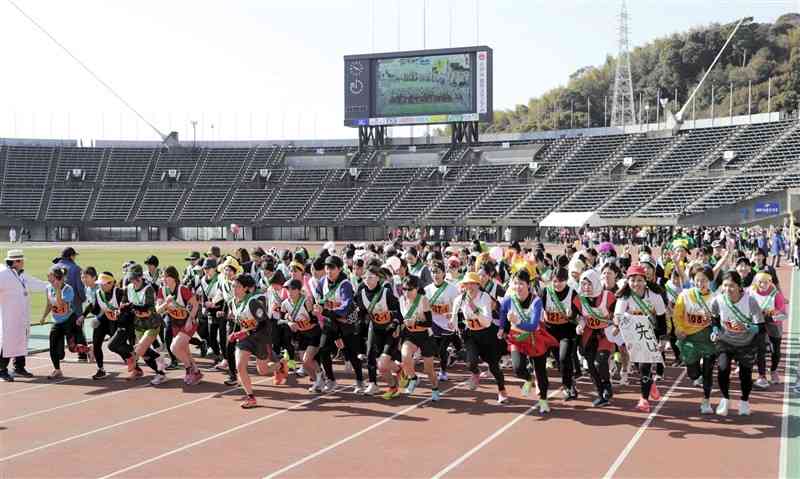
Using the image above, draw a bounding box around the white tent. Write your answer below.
[538,211,606,228]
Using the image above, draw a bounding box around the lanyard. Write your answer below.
[289,295,306,321]
[546,286,567,314]
[630,291,654,317]
[404,293,423,321]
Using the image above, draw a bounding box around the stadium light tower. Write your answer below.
[609,0,636,127]
[668,16,753,133]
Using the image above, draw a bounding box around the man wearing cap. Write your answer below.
[0,250,48,381]
[183,252,202,290]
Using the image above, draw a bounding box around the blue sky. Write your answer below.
[0,0,796,142]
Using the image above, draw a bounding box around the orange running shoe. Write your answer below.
[649,383,661,401]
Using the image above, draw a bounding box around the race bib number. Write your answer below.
[431,304,450,315]
[52,303,70,316]
[466,318,485,331]
[544,311,568,325]
[587,316,608,329]
[687,314,710,327]
[295,318,313,331]
[723,319,746,333]
[372,311,391,325]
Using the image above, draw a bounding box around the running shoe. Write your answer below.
[240,395,258,409]
[754,376,770,389]
[183,371,192,384]
[14,368,34,378]
[150,373,168,386]
[654,374,663,382]
[468,373,480,391]
[295,366,307,378]
[592,395,610,407]
[431,389,441,402]
[447,354,458,368]
[405,377,418,395]
[693,377,703,387]
[635,398,650,413]
[618,373,629,386]
[500,356,513,369]
[322,380,338,393]
[738,400,751,416]
[363,382,380,395]
[308,378,324,393]
[215,360,229,371]
[155,356,169,373]
[546,357,556,370]
[700,399,713,415]
[48,369,63,380]
[353,381,366,394]
[649,383,661,401]
[437,371,448,382]
[92,369,107,380]
[187,370,203,386]
[398,371,409,390]
[224,376,239,386]
[382,387,400,400]
[771,371,781,385]
[716,398,729,416]
[566,386,578,401]
[127,367,143,381]
[497,392,509,404]
[521,380,533,397]
[538,399,550,415]
[0,371,14,382]
[274,360,288,385]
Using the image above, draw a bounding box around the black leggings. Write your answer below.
[556,337,576,389]
[108,324,135,360]
[339,332,364,382]
[465,329,505,391]
[272,323,295,362]
[718,351,753,401]
[209,320,228,359]
[225,323,238,379]
[686,355,716,399]
[436,334,458,373]
[511,350,548,399]
[583,339,611,396]
[91,317,117,369]
[757,334,781,375]
[639,363,655,399]
[317,331,336,381]
[49,315,84,369]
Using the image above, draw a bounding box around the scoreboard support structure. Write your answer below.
[358,125,386,148]
[451,121,479,145]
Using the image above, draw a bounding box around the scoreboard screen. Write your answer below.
[344,46,492,127]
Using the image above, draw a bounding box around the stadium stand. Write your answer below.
[1,117,799,232]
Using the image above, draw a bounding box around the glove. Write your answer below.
[746,323,759,334]
[228,330,249,343]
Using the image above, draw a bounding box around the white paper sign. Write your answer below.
[619,314,663,364]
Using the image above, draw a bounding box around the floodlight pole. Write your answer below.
[672,16,752,131]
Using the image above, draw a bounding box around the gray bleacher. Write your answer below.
[4,146,53,185]
[45,188,93,220]
[560,181,624,212]
[263,186,318,221]
[221,188,274,221]
[638,177,725,217]
[425,184,490,222]
[745,124,800,172]
[599,178,672,217]
[647,127,735,176]
[721,121,791,169]
[344,185,404,222]
[559,134,626,178]
[508,182,579,220]
[55,148,104,182]
[91,189,138,220]
[179,189,228,221]
[103,148,154,187]
[688,173,775,213]
[613,136,673,174]
[150,149,200,182]
[386,185,449,222]
[195,148,248,187]
[467,183,532,220]
[304,187,361,221]
[135,188,185,222]
[0,187,45,219]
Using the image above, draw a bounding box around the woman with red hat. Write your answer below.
[573,269,617,407]
[613,264,668,413]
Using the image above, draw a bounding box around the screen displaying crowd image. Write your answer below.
[375,53,473,117]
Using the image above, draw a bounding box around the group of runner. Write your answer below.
[36,234,788,414]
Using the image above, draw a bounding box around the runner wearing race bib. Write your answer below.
[708,271,765,417]
[424,261,460,382]
[43,266,83,380]
[673,266,717,414]
[573,269,616,408]
[398,275,439,402]
[156,266,201,386]
[614,264,667,414]
[500,270,558,414]
[90,272,127,380]
[750,271,787,389]
[540,267,581,400]
[280,279,323,392]
[355,265,402,396]
[122,264,167,385]
[452,272,507,405]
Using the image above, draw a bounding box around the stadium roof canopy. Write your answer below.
[538,211,606,228]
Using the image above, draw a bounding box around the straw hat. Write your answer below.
[218,257,244,275]
[4,249,24,262]
[459,271,482,286]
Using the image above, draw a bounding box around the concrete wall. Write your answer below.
[285,155,347,169]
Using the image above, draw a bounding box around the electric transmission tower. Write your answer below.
[609,0,636,127]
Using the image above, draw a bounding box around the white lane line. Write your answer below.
[779,269,797,479]
[602,370,687,479]
[262,382,468,479]
[431,389,559,478]
[0,383,150,424]
[96,386,349,479]
[0,377,81,397]
[0,378,270,462]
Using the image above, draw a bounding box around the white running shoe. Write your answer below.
[150,373,168,386]
[353,381,366,394]
[322,380,338,393]
[700,399,713,415]
[754,376,770,389]
[437,371,448,382]
[363,382,380,395]
[308,377,324,393]
[497,392,509,404]
[155,356,168,373]
[716,398,729,416]
[693,377,703,387]
[215,360,229,371]
[738,400,751,416]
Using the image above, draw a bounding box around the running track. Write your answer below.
[2,268,797,478]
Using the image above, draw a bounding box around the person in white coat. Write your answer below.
[0,249,48,381]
